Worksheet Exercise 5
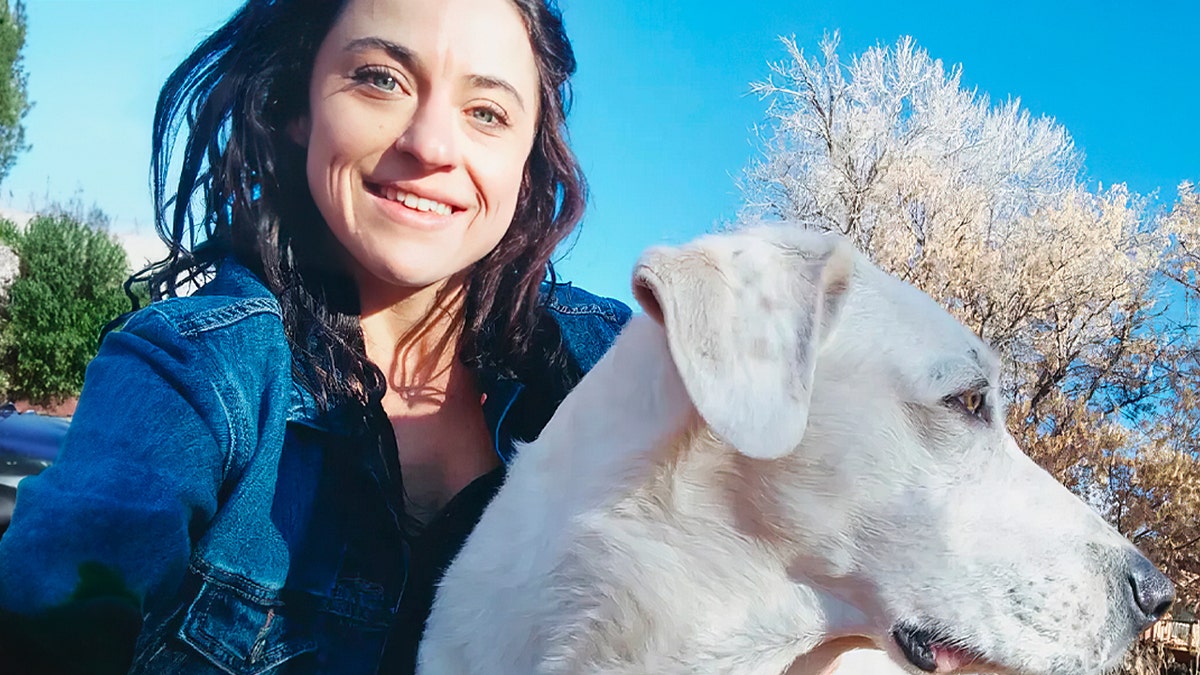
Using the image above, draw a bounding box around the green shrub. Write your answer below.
[0,217,18,246]
[2,213,130,403]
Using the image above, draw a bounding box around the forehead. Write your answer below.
[328,0,538,91]
[852,264,1000,385]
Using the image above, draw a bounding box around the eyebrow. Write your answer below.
[927,358,990,393]
[345,36,418,67]
[344,37,527,112]
[468,74,527,112]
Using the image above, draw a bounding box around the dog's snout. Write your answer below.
[1127,553,1174,626]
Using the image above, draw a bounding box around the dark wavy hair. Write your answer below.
[138,0,586,409]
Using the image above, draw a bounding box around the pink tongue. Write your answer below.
[932,644,976,673]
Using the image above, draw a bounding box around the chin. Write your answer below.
[353,256,468,300]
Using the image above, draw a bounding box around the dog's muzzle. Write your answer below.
[891,622,982,673]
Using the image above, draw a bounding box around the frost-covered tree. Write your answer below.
[741,34,1200,619]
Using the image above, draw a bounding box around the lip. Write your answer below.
[892,623,990,674]
[363,180,467,230]
[366,180,466,211]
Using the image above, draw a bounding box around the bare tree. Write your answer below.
[741,33,1200,632]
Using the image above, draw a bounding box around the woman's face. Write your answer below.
[297,0,540,303]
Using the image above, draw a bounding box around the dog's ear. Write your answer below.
[632,230,854,460]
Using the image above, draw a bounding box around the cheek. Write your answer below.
[308,121,359,174]
[304,113,385,232]
[489,117,538,193]
[496,167,527,218]
[477,144,532,224]
[306,96,389,170]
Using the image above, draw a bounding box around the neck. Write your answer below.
[527,316,696,510]
[358,275,469,409]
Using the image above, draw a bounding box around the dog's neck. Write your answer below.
[528,316,697,514]
[527,316,875,672]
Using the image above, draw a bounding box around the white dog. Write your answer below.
[418,226,1173,675]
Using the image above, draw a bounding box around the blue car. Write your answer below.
[0,403,67,537]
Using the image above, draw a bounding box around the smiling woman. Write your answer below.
[298,1,540,297]
[0,0,629,673]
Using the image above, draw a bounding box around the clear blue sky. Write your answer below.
[5,0,1198,305]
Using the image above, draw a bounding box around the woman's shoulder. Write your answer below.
[79,259,298,480]
[543,281,631,325]
[115,259,282,339]
[541,281,632,375]
[99,260,293,408]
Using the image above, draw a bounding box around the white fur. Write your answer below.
[418,226,1157,675]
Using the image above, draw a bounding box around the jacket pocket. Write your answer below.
[176,578,318,675]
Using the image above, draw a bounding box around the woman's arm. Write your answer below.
[0,306,231,672]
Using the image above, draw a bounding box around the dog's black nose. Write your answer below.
[1128,553,1174,627]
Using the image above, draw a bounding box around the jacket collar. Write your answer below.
[286,368,527,464]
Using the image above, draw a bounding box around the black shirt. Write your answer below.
[379,465,507,673]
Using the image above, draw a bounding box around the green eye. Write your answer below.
[368,73,397,91]
[469,106,509,127]
[472,108,497,124]
[351,67,401,93]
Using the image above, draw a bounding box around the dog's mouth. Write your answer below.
[892,623,989,673]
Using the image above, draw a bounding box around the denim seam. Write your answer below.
[180,567,319,672]
[181,587,237,671]
[190,561,280,605]
[493,383,522,465]
[547,302,616,319]
[169,297,282,337]
[214,381,238,484]
[256,637,317,668]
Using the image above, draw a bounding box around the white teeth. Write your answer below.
[380,187,453,215]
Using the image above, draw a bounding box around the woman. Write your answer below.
[0,0,629,672]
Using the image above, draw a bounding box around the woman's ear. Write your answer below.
[287,116,311,147]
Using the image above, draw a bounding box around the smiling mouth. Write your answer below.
[892,623,989,673]
[365,182,457,216]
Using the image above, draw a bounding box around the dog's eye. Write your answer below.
[946,390,988,421]
[961,391,984,414]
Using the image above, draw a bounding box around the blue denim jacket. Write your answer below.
[0,258,630,674]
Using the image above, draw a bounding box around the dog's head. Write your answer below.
[632,225,1174,675]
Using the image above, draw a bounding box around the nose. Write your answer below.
[1127,553,1174,627]
[396,96,460,170]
